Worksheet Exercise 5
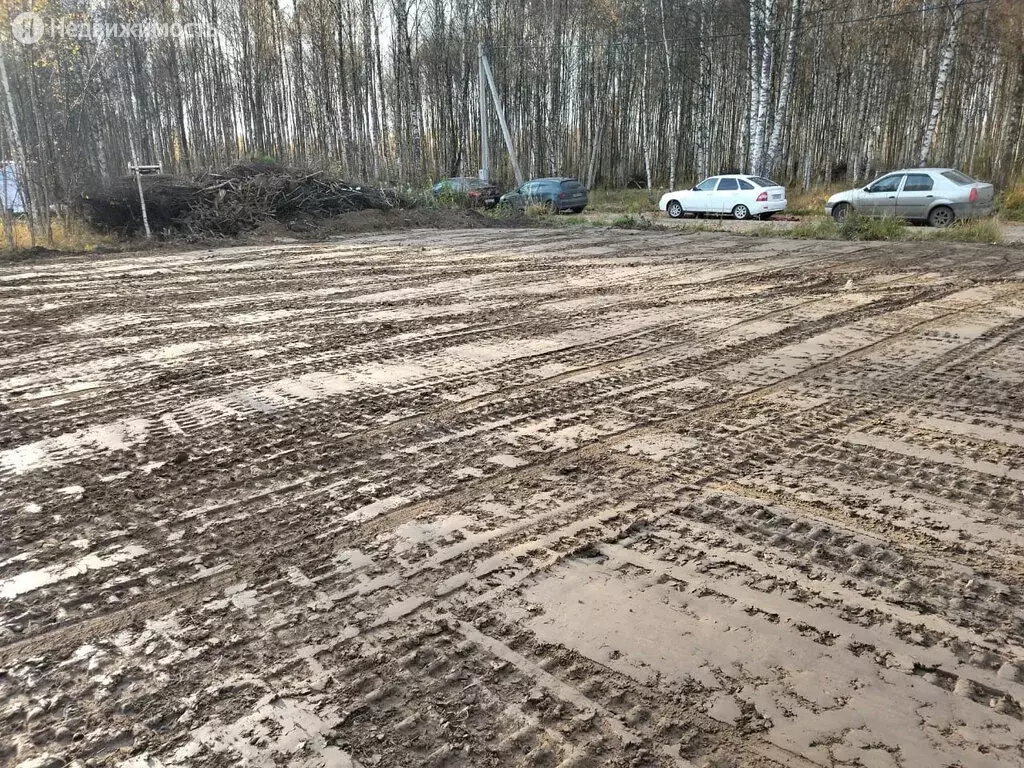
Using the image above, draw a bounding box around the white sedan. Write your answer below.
[658,174,787,220]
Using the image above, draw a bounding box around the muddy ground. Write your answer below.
[1,228,1024,768]
[578,212,1024,243]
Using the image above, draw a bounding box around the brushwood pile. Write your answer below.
[80,161,404,237]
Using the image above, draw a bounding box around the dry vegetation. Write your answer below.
[0,217,113,253]
[5,0,1024,250]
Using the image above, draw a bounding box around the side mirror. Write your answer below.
[864,186,872,193]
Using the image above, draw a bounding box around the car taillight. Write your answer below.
[969,187,978,203]
[558,192,567,199]
[468,190,480,197]
[756,191,768,202]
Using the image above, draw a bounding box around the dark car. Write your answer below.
[499,177,589,213]
[431,177,502,208]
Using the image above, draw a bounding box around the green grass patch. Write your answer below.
[783,214,1003,243]
[906,218,1004,244]
[997,184,1024,221]
[786,214,904,241]
[784,186,845,216]
[586,188,658,214]
[609,213,655,230]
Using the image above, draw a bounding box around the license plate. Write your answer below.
[486,198,497,204]
[770,194,782,200]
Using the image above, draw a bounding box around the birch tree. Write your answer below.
[0,0,1022,235]
[919,0,966,166]
[766,0,802,177]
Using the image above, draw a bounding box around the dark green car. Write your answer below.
[499,177,589,213]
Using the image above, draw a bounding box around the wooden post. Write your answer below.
[130,155,153,239]
[478,42,489,183]
[481,53,525,188]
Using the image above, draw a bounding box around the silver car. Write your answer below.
[825,168,994,227]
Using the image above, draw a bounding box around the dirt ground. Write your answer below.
[2,228,1024,768]
[579,212,1024,243]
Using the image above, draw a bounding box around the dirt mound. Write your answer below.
[79,162,405,238]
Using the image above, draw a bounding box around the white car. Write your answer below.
[658,174,787,220]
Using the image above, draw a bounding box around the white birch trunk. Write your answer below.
[660,0,679,190]
[0,51,35,246]
[919,0,964,166]
[750,0,776,175]
[747,0,760,168]
[766,0,802,177]
[640,7,653,194]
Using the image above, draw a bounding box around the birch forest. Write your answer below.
[2,0,1024,212]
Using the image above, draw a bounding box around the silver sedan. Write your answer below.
[825,168,994,227]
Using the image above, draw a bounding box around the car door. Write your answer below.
[538,181,558,205]
[895,173,935,220]
[714,177,740,213]
[688,177,718,213]
[858,174,903,217]
[529,181,552,206]
[518,182,539,206]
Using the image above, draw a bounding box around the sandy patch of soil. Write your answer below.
[2,230,1024,767]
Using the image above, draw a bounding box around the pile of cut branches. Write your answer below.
[80,161,404,237]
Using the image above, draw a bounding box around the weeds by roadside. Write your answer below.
[784,186,844,216]
[587,189,658,214]
[781,214,1003,243]
[785,214,906,241]
[998,184,1024,221]
[609,213,655,230]
[906,218,1004,243]
[1,217,113,252]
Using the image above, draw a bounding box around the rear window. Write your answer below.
[903,174,934,192]
[941,170,975,185]
[560,180,586,191]
[748,176,779,187]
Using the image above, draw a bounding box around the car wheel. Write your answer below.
[666,200,684,219]
[831,202,851,222]
[732,204,750,220]
[928,205,955,228]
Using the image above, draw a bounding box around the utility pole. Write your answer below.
[128,152,160,240]
[481,53,524,188]
[478,42,489,183]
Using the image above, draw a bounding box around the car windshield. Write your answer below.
[941,170,975,185]
[748,176,779,187]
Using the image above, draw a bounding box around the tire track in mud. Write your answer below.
[0,277,1012,661]
[2,240,843,440]
[0,257,917,474]
[3,230,1024,768]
